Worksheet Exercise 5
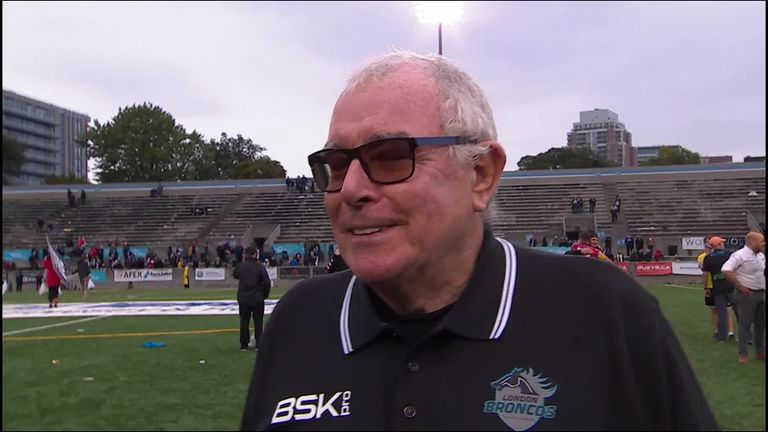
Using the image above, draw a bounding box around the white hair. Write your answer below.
[344,51,496,163]
[343,51,499,223]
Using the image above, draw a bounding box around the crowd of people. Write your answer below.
[284,175,315,193]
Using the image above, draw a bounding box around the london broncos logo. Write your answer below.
[483,368,558,431]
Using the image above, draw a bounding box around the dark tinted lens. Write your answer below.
[309,150,351,192]
[360,139,414,184]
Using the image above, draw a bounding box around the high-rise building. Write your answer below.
[566,108,636,167]
[2,89,89,185]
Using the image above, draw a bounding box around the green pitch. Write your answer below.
[2,283,765,430]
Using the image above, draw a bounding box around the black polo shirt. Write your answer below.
[241,231,717,431]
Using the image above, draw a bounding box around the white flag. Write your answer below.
[46,236,68,289]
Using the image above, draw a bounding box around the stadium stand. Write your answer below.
[3,163,765,259]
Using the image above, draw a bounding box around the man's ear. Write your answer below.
[472,142,506,213]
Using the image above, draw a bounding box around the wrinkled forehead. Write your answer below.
[325,70,443,149]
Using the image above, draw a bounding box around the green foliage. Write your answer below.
[232,157,287,179]
[191,133,273,180]
[2,134,26,184]
[82,104,286,182]
[643,146,701,166]
[83,103,195,183]
[517,147,619,170]
[44,175,89,185]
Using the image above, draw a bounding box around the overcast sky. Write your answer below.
[3,1,765,180]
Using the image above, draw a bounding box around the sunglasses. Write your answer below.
[307,136,478,193]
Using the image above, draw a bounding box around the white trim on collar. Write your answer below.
[340,275,356,355]
[338,237,518,354]
[490,237,517,339]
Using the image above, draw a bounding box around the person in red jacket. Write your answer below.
[42,251,62,308]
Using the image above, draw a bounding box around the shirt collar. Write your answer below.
[338,229,518,355]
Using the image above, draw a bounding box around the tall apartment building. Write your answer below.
[2,89,89,185]
[566,108,636,167]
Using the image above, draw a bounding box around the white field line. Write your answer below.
[664,283,702,291]
[2,316,108,336]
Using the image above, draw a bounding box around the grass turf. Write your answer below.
[2,283,765,430]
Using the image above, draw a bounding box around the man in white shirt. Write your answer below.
[722,231,766,363]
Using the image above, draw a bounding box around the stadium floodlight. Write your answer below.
[413,1,464,55]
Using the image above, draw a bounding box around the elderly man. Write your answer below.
[241,52,716,430]
[723,231,766,363]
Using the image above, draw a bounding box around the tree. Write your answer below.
[642,146,701,166]
[44,175,89,185]
[2,134,26,185]
[232,157,287,179]
[82,103,198,183]
[190,133,277,180]
[517,147,619,170]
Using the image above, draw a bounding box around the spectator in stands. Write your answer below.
[235,242,244,265]
[701,237,737,343]
[77,256,91,301]
[325,247,348,274]
[29,247,39,270]
[653,248,664,261]
[234,246,271,351]
[289,253,301,266]
[614,194,622,212]
[610,203,619,223]
[80,189,86,205]
[641,247,653,261]
[541,236,548,247]
[571,197,578,213]
[36,217,45,233]
[647,236,655,253]
[624,235,634,256]
[242,52,717,431]
[326,244,334,263]
[285,177,291,191]
[589,197,597,213]
[604,235,612,254]
[67,188,76,207]
[635,235,644,253]
[122,242,130,266]
[722,231,765,363]
[615,251,625,262]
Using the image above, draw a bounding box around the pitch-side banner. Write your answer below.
[682,237,706,250]
[195,268,226,281]
[672,262,703,276]
[635,262,673,276]
[114,269,173,282]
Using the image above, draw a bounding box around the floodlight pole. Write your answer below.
[438,22,443,55]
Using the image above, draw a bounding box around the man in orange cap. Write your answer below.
[702,237,738,342]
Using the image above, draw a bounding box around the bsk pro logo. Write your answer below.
[271,391,351,424]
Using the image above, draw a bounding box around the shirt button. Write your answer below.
[403,405,416,419]
[407,361,419,372]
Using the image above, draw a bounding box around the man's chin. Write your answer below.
[346,259,402,285]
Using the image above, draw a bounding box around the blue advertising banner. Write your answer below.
[90,270,107,283]
[3,249,31,261]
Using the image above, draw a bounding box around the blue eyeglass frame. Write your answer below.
[307,136,479,192]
